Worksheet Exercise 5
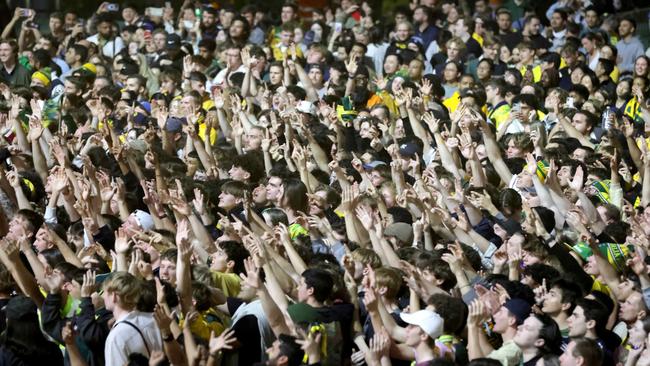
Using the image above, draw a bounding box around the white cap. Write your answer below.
[296,100,316,116]
[400,310,444,340]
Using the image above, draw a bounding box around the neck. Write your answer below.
[492,96,505,106]
[73,61,83,68]
[521,348,540,362]
[585,329,598,339]
[419,22,429,32]
[112,305,134,321]
[381,297,398,312]
[306,297,323,308]
[624,34,633,41]
[501,327,517,342]
[414,343,436,362]
[552,312,568,329]
[460,33,470,42]
[3,57,15,70]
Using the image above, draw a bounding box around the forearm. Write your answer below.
[256,285,291,336]
[31,140,48,182]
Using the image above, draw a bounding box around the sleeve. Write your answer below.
[76,297,111,350]
[40,293,65,344]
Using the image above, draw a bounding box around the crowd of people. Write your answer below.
[0,0,650,365]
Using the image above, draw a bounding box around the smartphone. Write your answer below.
[21,8,32,17]
[334,22,343,33]
[106,3,119,12]
[183,20,194,29]
[144,29,152,40]
[26,21,39,29]
[148,7,163,17]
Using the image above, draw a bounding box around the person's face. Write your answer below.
[527,18,541,35]
[266,177,283,203]
[102,290,116,311]
[228,165,249,182]
[0,43,12,64]
[219,10,234,28]
[33,227,51,253]
[408,60,424,80]
[97,21,112,38]
[571,113,590,135]
[383,55,399,75]
[619,20,634,38]
[514,315,543,349]
[616,278,636,301]
[567,305,588,337]
[280,30,293,46]
[394,13,407,24]
[571,148,588,162]
[64,13,78,29]
[202,12,216,28]
[281,6,295,24]
[542,286,564,315]
[308,67,323,86]
[229,20,245,38]
[551,12,565,30]
[64,48,77,66]
[159,259,177,284]
[585,10,599,28]
[297,277,311,302]
[49,17,63,33]
[559,340,580,366]
[493,305,514,334]
[308,192,327,215]
[497,13,512,31]
[153,33,166,51]
[519,47,534,63]
[620,291,644,323]
[395,23,410,41]
[617,81,631,98]
[506,140,524,158]
[219,191,240,211]
[581,37,594,53]
[125,77,140,93]
[244,128,263,151]
[443,63,459,83]
[226,48,242,68]
[405,324,427,347]
[477,61,491,80]
[447,42,461,61]
[64,80,80,97]
[269,65,283,84]
[210,246,229,272]
[122,8,137,23]
[413,8,425,24]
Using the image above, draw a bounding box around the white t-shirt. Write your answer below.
[86,34,125,58]
[105,311,162,366]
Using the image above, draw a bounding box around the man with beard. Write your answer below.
[86,13,124,58]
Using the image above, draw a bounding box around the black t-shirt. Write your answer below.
[226,298,264,366]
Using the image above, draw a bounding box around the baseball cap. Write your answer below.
[362,160,387,170]
[166,33,181,49]
[120,62,139,76]
[503,298,531,325]
[399,142,419,157]
[132,209,154,231]
[166,117,185,133]
[400,310,444,339]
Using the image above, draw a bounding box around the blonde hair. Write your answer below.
[351,248,382,269]
[102,272,141,309]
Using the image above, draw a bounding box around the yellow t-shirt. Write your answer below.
[210,271,241,297]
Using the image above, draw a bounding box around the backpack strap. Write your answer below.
[118,320,151,356]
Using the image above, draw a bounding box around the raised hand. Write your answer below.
[209,328,237,354]
[81,269,97,298]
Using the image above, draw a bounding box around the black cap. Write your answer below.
[6,296,37,321]
[166,33,181,49]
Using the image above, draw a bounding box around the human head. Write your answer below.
[513,313,561,356]
[559,337,603,366]
[298,268,333,303]
[102,272,141,311]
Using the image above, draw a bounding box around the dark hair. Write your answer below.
[549,278,583,315]
[217,241,250,275]
[278,334,305,366]
[468,359,502,366]
[301,268,333,303]
[427,293,467,335]
[522,263,560,287]
[575,298,608,332]
[533,313,562,355]
[281,178,308,214]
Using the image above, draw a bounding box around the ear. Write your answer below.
[561,302,572,312]
[534,338,545,349]
[638,310,647,321]
[576,356,585,366]
[435,278,444,286]
[226,259,235,272]
[277,355,289,366]
[586,319,596,331]
[377,286,388,296]
[243,171,251,180]
[508,317,518,328]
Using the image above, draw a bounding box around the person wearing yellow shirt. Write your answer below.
[209,241,250,298]
[271,23,303,62]
[486,79,511,130]
[514,41,541,83]
[181,91,217,145]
